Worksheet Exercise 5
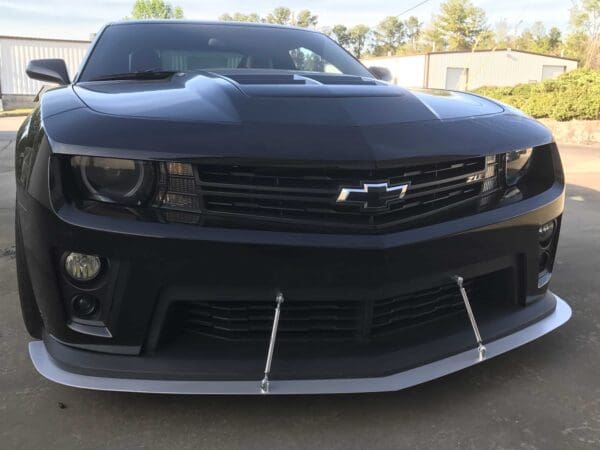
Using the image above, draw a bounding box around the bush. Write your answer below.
[474,69,600,121]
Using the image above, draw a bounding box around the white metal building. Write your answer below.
[0,36,90,110]
[363,49,579,90]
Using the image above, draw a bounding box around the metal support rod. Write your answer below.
[260,292,285,394]
[453,276,487,362]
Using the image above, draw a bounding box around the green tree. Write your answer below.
[547,27,563,52]
[221,8,317,28]
[219,12,261,23]
[514,30,535,51]
[528,21,561,54]
[332,24,351,48]
[130,0,183,19]
[405,16,422,52]
[265,7,292,25]
[531,21,547,44]
[431,0,489,50]
[569,0,600,67]
[374,16,406,56]
[295,10,318,28]
[564,31,590,62]
[476,29,495,49]
[571,0,600,37]
[348,25,371,58]
[422,24,447,52]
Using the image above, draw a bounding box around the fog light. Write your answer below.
[72,295,98,318]
[64,252,102,282]
[538,220,556,247]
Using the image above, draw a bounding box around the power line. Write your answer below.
[397,0,432,17]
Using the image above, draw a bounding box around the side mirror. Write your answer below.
[368,66,393,82]
[26,59,71,85]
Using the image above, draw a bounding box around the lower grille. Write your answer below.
[165,271,509,343]
[371,279,483,337]
[178,300,362,341]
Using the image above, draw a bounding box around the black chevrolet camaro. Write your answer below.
[17,21,570,394]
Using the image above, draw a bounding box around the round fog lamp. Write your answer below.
[538,220,556,247]
[64,253,102,282]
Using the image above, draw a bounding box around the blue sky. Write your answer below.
[0,0,573,41]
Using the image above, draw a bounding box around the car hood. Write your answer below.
[42,72,553,163]
[72,71,504,126]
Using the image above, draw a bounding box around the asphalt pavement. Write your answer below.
[0,116,599,449]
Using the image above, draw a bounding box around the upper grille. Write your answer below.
[194,156,498,232]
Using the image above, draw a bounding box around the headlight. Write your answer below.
[505,148,533,186]
[71,156,156,206]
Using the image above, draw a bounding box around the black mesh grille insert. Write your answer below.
[164,271,509,343]
[178,300,362,341]
[192,156,499,233]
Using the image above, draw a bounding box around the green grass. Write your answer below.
[474,69,600,122]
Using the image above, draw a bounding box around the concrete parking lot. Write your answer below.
[0,116,599,449]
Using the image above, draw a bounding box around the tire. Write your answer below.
[15,213,43,339]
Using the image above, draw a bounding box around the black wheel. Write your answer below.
[15,213,43,339]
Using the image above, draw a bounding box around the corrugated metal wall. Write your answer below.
[0,37,90,96]
[427,50,579,90]
[363,50,578,91]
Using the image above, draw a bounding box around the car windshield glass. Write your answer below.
[79,23,372,81]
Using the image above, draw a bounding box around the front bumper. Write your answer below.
[20,162,568,392]
[30,295,570,394]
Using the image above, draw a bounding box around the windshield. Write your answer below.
[79,23,372,81]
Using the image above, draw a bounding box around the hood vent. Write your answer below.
[226,74,306,85]
[224,73,378,86]
[303,75,377,86]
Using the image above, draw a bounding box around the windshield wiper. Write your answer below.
[89,70,179,81]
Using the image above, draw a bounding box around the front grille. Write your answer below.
[165,272,507,343]
[190,156,499,233]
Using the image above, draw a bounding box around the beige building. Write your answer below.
[0,35,90,110]
[363,49,579,91]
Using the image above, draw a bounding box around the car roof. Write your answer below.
[107,20,320,34]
